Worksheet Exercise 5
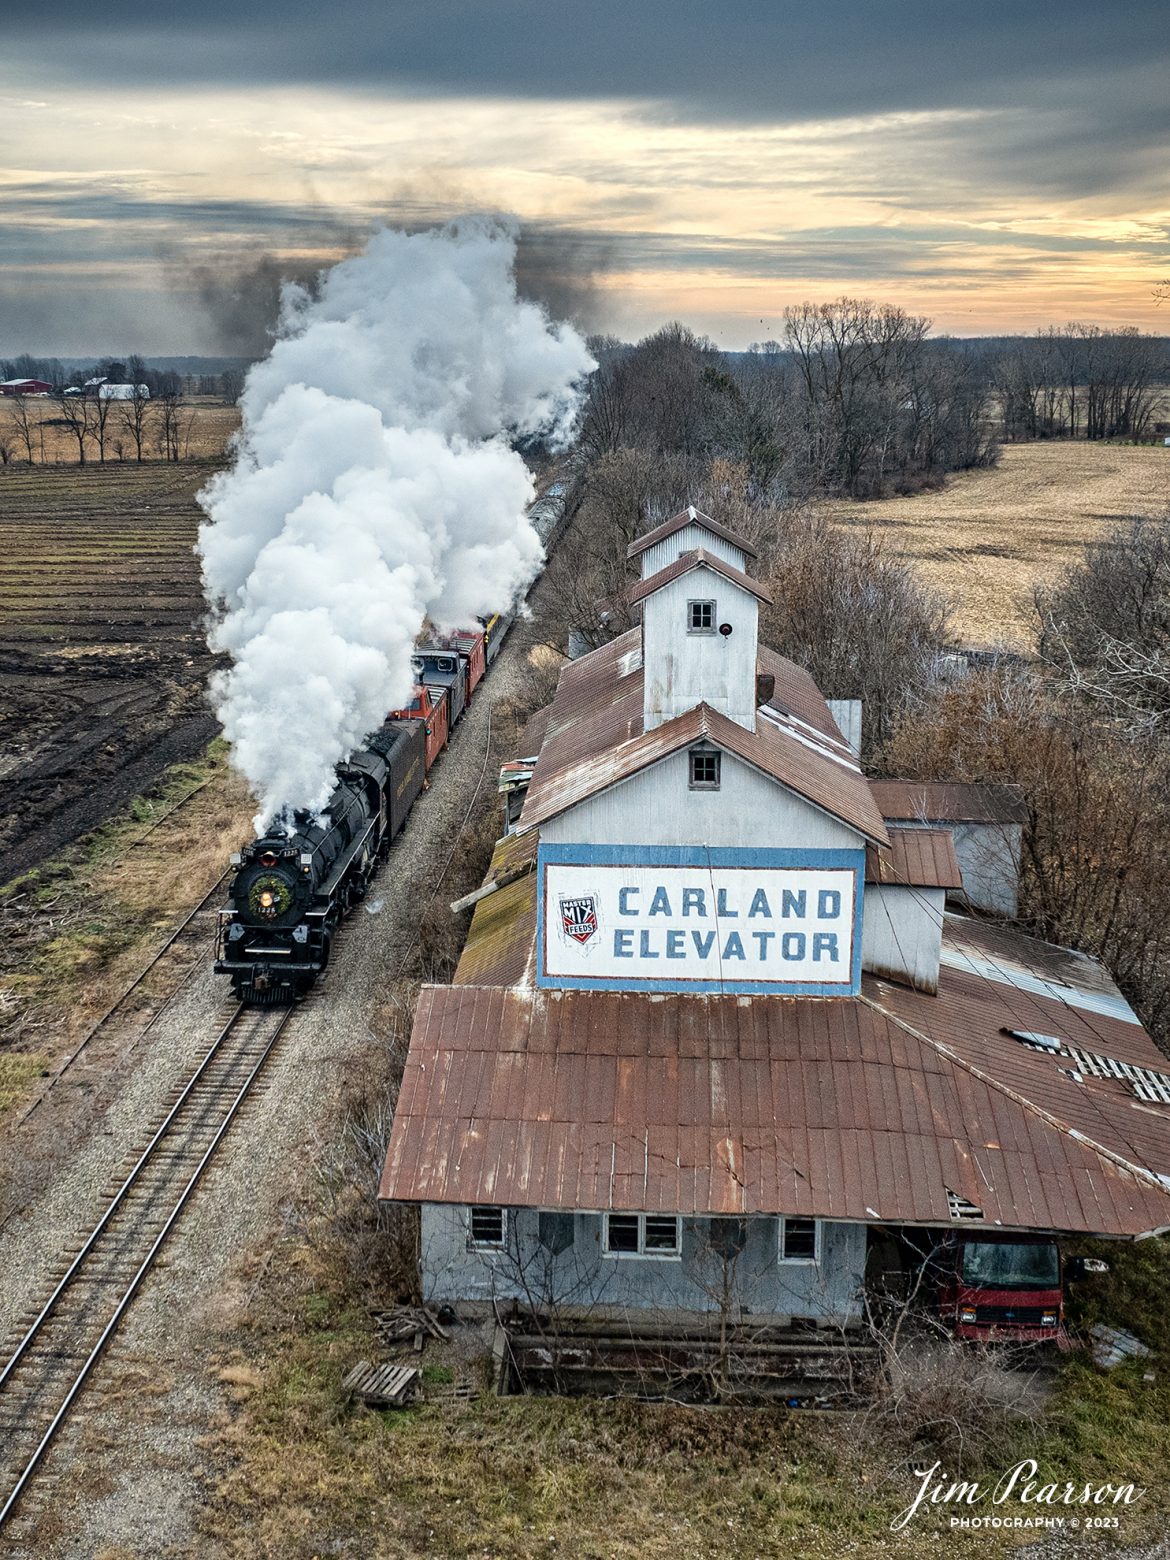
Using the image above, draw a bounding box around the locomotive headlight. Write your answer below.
[259,890,275,908]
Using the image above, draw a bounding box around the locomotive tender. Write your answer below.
[216,608,516,1004]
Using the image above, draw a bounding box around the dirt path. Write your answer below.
[0,618,537,1558]
[819,441,1170,649]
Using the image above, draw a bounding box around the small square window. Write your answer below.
[643,1215,681,1253]
[688,599,715,634]
[469,1206,505,1248]
[689,749,721,790]
[779,1216,820,1263]
[604,1213,640,1253]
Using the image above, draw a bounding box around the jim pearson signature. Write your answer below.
[892,1459,1146,1532]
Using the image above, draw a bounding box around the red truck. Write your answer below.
[938,1233,1065,1342]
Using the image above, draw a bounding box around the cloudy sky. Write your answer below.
[2,1,1168,354]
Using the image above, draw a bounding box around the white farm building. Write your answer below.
[380,506,1170,1392]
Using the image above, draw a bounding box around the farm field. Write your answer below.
[821,441,1170,649]
[0,461,225,883]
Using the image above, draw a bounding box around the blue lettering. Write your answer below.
[716,887,738,918]
[813,932,840,963]
[749,888,772,919]
[613,929,633,958]
[781,931,807,961]
[692,931,717,958]
[639,929,659,959]
[681,887,707,918]
[723,932,746,960]
[781,888,807,918]
[753,931,776,959]
[649,886,672,917]
[618,887,640,916]
[817,889,842,919]
[666,930,685,959]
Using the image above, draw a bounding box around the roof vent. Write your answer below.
[946,1190,984,1221]
[1005,1029,1063,1053]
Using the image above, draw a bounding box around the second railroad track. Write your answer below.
[0,1000,294,1534]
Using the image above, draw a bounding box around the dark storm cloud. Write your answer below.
[5,0,1169,127]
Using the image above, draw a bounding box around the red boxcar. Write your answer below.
[388,684,449,771]
[438,627,486,702]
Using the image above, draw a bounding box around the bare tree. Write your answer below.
[155,391,191,461]
[0,415,14,467]
[117,383,153,463]
[9,394,37,464]
[92,391,115,463]
[52,390,93,464]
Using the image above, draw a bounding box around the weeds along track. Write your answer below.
[0,1000,294,1534]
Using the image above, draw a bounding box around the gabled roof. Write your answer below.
[870,779,1028,826]
[627,548,774,608]
[379,977,1170,1236]
[866,827,962,890]
[516,627,884,843]
[519,699,889,844]
[626,505,758,562]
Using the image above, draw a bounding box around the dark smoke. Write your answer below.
[178,212,615,358]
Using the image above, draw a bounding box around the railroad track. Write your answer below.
[0,1000,293,1534]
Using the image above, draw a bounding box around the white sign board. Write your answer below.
[538,846,863,995]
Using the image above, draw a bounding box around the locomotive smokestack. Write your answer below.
[197,217,594,830]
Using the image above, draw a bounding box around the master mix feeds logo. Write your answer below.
[558,894,600,949]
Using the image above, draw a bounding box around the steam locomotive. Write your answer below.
[214,610,514,1003]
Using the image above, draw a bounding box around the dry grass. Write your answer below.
[0,743,253,1112]
[820,442,1170,649]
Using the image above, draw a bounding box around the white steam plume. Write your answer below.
[197,217,594,830]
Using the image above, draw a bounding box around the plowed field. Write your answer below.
[0,462,222,882]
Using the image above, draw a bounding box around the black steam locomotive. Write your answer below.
[215,720,426,1003]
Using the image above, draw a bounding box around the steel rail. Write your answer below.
[0,1004,292,1531]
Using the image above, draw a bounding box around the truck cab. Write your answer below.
[939,1233,1063,1342]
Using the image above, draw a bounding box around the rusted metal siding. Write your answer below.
[870,780,1028,825]
[865,829,961,890]
[380,983,1170,1237]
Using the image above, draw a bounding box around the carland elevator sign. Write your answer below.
[537,843,864,995]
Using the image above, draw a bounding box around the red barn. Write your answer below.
[0,379,53,396]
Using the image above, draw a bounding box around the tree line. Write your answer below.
[989,324,1168,442]
[0,353,244,402]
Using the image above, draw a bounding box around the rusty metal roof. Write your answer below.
[628,548,774,608]
[519,700,889,845]
[756,647,848,746]
[517,704,551,760]
[870,780,1029,826]
[626,506,758,561]
[866,828,962,890]
[380,980,1170,1237]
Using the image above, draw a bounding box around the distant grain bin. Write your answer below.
[98,383,150,401]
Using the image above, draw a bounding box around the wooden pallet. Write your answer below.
[342,1361,421,1408]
